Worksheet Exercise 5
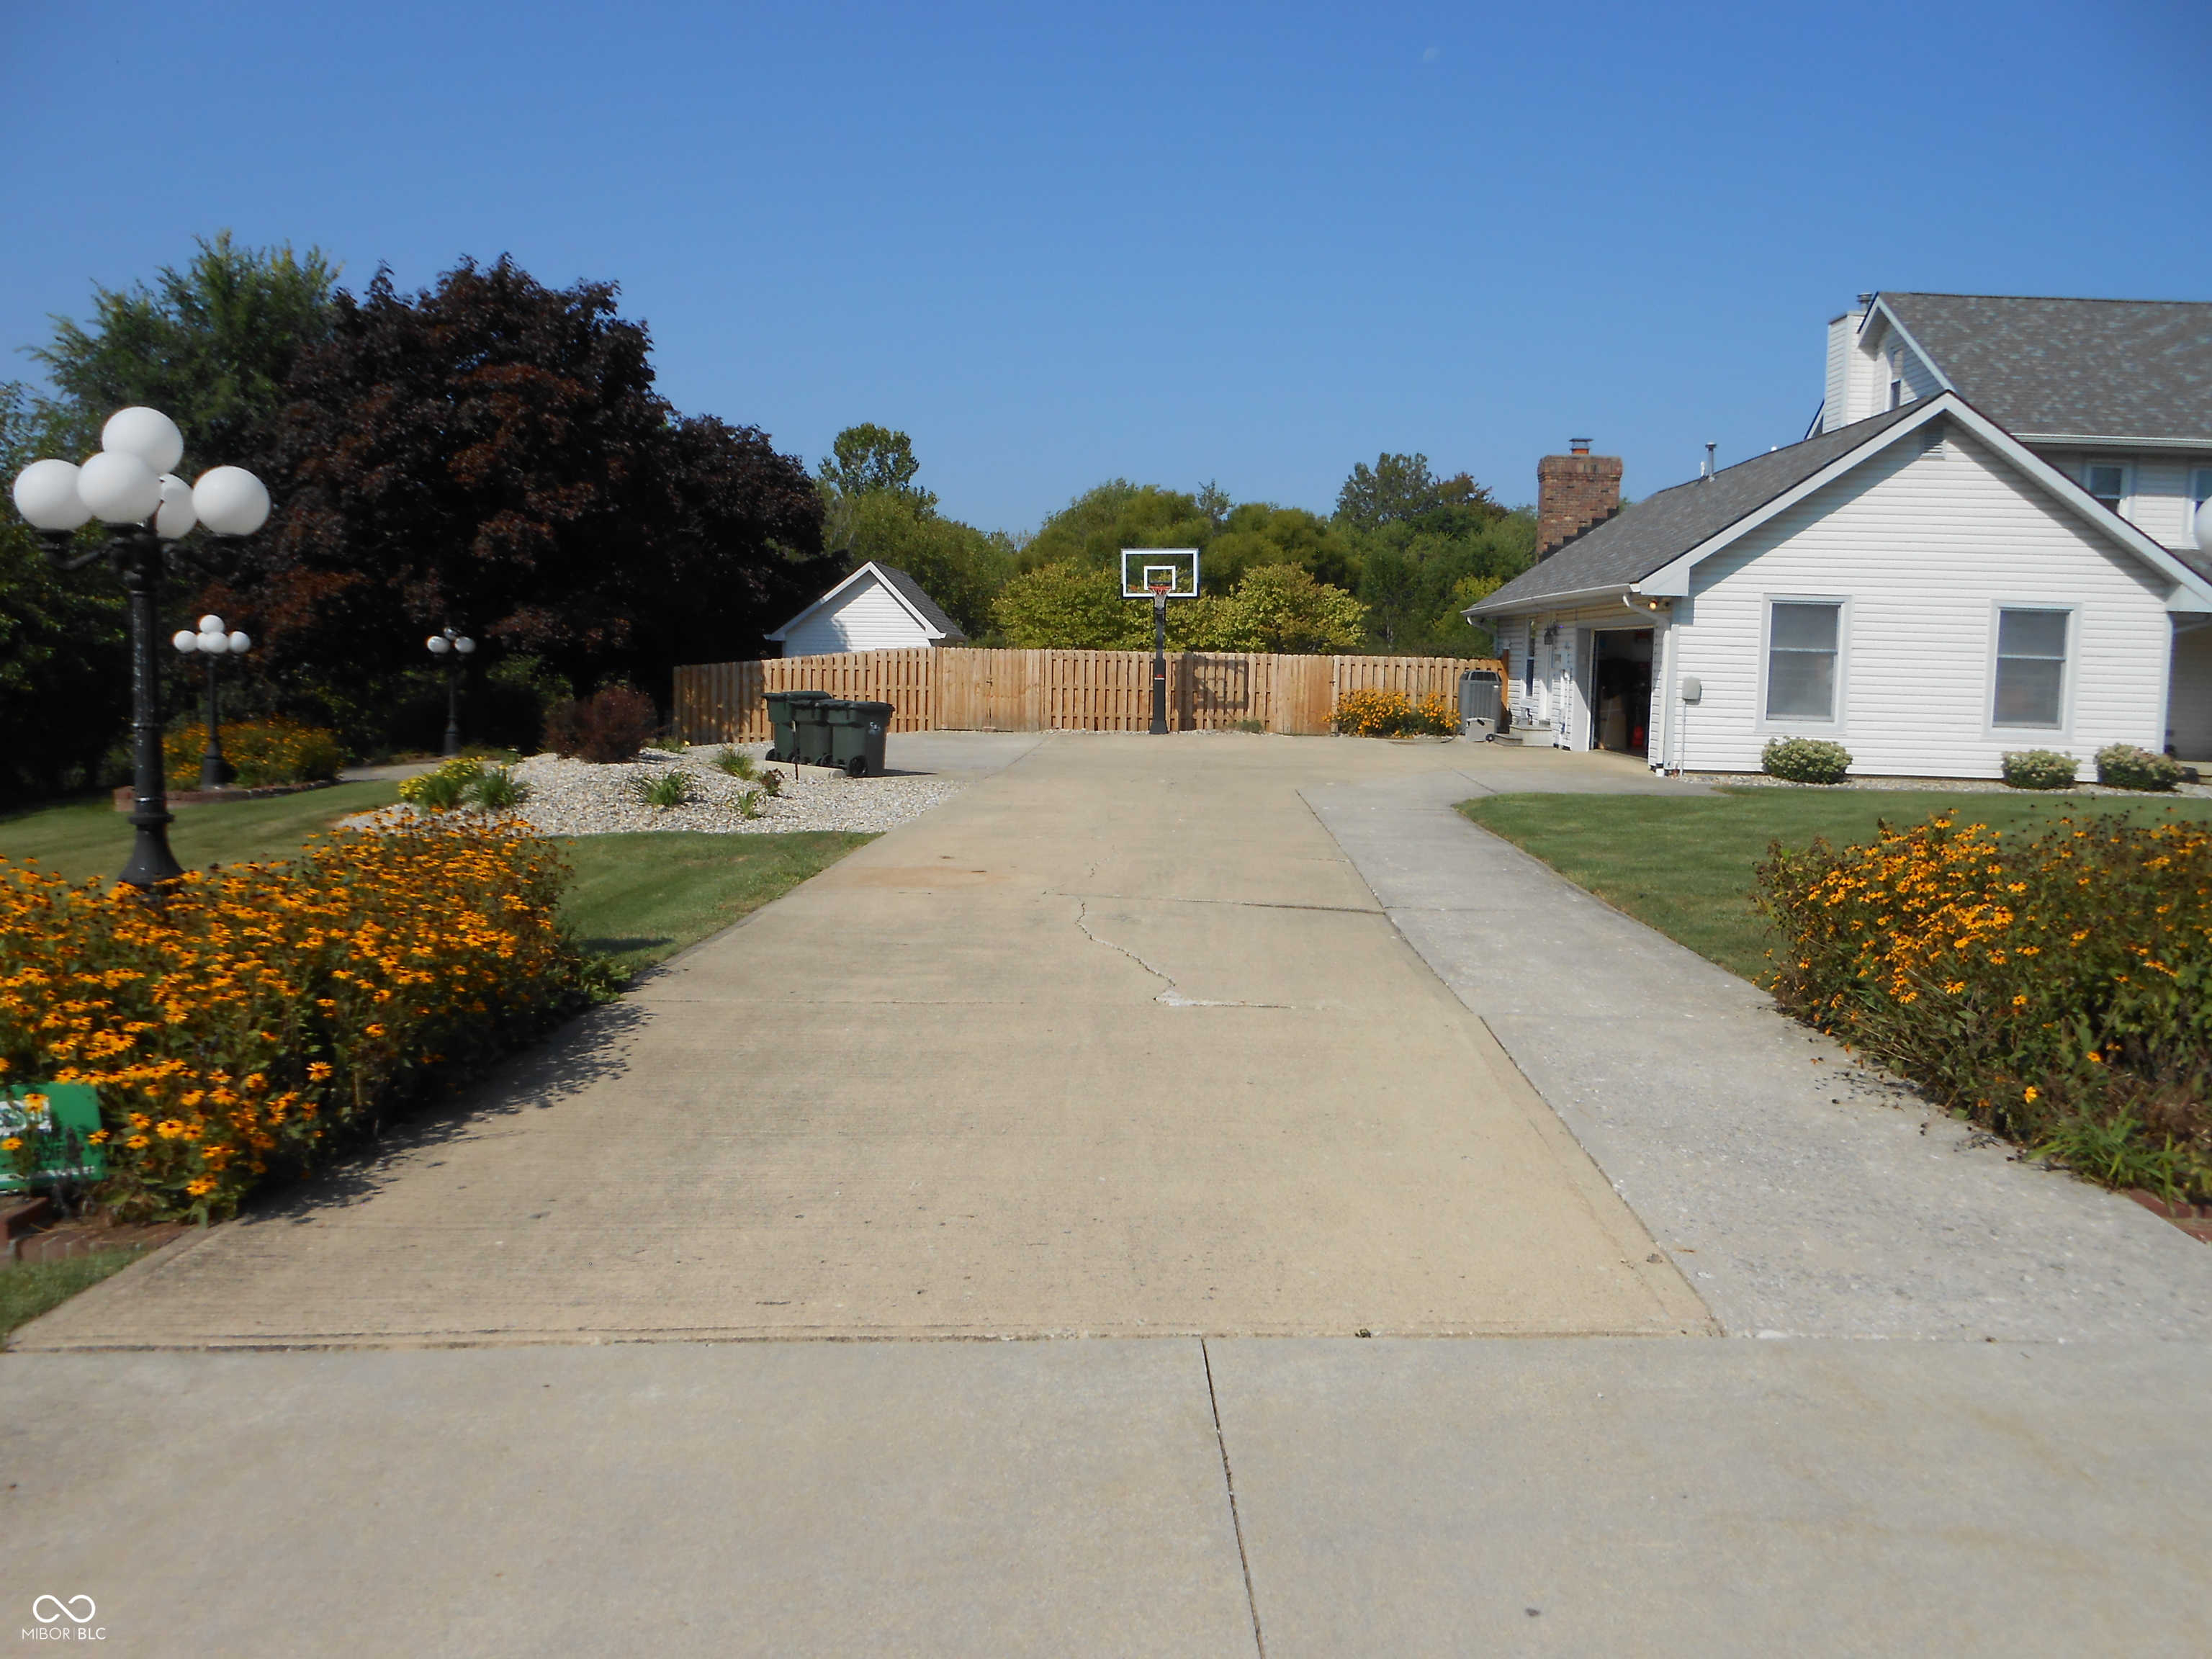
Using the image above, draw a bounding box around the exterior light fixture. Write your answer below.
[8,408,273,889]
[172,615,253,790]
[426,628,477,756]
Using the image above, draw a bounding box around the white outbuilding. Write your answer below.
[765,562,968,657]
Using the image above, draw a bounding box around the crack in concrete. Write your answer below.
[1051,891,1380,917]
[1071,900,1292,1008]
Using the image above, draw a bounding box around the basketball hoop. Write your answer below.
[1120,549,1200,734]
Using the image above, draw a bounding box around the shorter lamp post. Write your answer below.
[171,615,252,791]
[426,628,476,756]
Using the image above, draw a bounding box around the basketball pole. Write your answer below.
[1149,588,1169,734]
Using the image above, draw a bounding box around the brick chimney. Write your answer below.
[1536,439,1623,560]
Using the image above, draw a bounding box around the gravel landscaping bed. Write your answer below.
[1707,771,2212,799]
[344,746,966,837]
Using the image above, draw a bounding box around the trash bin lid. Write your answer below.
[845,700,896,716]
[783,689,833,704]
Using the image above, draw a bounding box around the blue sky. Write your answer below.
[5,0,2207,531]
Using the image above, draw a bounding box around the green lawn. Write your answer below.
[1,1249,148,1338]
[560,832,874,978]
[0,781,405,884]
[1461,787,2212,984]
[0,791,872,979]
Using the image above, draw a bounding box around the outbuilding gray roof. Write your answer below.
[872,564,967,641]
[1880,292,2212,443]
[1470,404,1923,615]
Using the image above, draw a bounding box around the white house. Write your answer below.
[1470,293,2212,775]
[765,562,967,657]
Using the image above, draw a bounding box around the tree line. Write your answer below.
[1,235,1531,801]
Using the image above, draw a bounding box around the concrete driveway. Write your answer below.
[9,733,2208,1657]
[17,733,1704,1347]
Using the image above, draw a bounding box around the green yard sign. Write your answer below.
[1,1082,107,1193]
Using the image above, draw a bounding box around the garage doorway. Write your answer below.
[1591,629,1653,756]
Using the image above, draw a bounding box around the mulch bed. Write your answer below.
[111,779,338,812]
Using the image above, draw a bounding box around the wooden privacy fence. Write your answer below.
[674,649,1506,740]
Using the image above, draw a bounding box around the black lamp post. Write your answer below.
[426,627,477,756]
[10,408,271,889]
[171,615,253,791]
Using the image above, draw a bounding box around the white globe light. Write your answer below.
[455,637,476,654]
[192,466,271,536]
[427,635,451,654]
[197,631,228,653]
[155,474,197,540]
[12,459,93,531]
[102,408,186,475]
[2196,497,2212,549]
[77,451,163,524]
[199,614,223,632]
[173,629,199,653]
[228,631,251,653]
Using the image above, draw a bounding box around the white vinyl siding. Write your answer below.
[777,575,940,656]
[2025,454,2212,551]
[1670,425,2174,778]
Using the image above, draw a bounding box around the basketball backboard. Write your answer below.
[1120,548,1200,598]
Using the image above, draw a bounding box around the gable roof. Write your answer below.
[872,564,967,640]
[1470,405,1923,613]
[1469,392,2212,618]
[1873,292,2212,445]
[766,561,968,643]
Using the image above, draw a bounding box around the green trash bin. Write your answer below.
[767,690,831,763]
[826,699,895,777]
[791,695,839,767]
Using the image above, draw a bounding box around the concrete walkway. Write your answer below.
[7,733,2210,1656]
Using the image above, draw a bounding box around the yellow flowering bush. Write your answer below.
[163,719,344,788]
[1757,811,2212,1200]
[1334,689,1459,737]
[0,819,593,1221]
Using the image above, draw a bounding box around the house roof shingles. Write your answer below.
[1881,292,2212,444]
[1470,405,1924,615]
[872,564,966,641]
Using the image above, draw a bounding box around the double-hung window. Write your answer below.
[2191,467,2212,547]
[1766,601,1841,721]
[2085,463,2127,516]
[1992,608,2070,729]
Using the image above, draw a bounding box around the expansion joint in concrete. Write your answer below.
[1202,1337,1268,1658]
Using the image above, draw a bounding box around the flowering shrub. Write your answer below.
[163,719,344,788]
[2097,743,2184,792]
[0,819,592,1221]
[1756,811,2212,1200]
[1334,690,1459,737]
[2002,749,2078,790]
[1761,737,1853,784]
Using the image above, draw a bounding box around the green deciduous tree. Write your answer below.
[818,422,930,504]
[817,425,1014,639]
[30,231,339,469]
